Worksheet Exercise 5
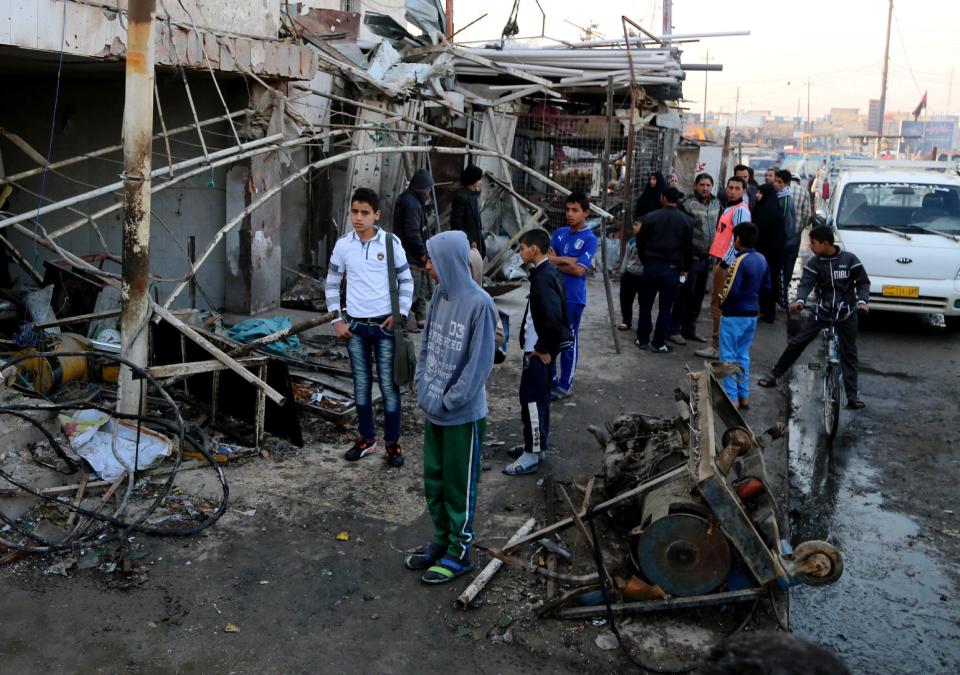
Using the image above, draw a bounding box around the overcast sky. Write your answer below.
[453,0,960,119]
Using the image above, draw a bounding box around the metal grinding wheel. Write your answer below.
[636,513,732,596]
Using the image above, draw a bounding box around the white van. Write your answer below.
[814,161,960,316]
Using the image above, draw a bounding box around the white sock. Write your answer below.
[515,451,540,470]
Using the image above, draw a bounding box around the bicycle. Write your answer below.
[808,319,843,440]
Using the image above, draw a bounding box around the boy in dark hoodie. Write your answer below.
[759,226,870,409]
[405,230,498,584]
[504,229,573,476]
[393,168,435,329]
[718,223,771,409]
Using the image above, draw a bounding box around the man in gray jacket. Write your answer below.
[404,230,498,584]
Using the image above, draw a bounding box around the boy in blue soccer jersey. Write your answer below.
[546,192,598,399]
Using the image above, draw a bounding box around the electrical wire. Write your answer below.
[892,7,923,96]
[32,0,68,267]
[0,351,228,553]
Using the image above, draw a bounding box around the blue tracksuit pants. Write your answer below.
[553,302,584,393]
[719,315,758,401]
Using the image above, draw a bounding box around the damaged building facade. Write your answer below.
[0,0,690,319]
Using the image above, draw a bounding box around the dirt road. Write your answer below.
[2,278,954,673]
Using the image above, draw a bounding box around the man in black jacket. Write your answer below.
[635,186,694,353]
[393,168,434,328]
[758,226,870,408]
[449,164,486,257]
[504,229,572,476]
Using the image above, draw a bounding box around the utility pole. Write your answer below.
[445,0,454,38]
[948,67,954,115]
[702,49,709,129]
[663,0,672,41]
[734,86,740,130]
[118,0,157,416]
[876,0,893,158]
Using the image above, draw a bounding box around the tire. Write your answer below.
[822,362,841,440]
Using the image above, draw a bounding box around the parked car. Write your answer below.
[814,160,960,317]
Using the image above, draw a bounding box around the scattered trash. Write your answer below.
[336,531,350,542]
[59,409,173,480]
[224,624,241,633]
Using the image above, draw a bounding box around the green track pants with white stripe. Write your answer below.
[422,418,486,560]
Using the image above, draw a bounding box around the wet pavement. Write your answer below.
[787,315,960,674]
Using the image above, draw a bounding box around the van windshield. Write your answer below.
[836,182,960,234]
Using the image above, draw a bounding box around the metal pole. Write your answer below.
[662,0,672,41]
[702,49,709,129]
[187,235,196,310]
[445,0,454,38]
[118,0,157,416]
[602,77,621,354]
[620,16,641,258]
[876,0,893,158]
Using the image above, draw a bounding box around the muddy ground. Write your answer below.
[2,277,957,673]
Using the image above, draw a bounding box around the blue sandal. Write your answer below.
[420,555,475,584]
[404,542,445,570]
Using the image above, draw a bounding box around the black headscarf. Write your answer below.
[634,171,665,218]
[754,182,785,259]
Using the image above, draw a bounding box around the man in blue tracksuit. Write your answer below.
[406,230,498,584]
[718,222,770,409]
[547,191,598,399]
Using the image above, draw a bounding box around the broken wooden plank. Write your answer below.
[34,309,121,329]
[152,304,286,405]
[144,356,268,379]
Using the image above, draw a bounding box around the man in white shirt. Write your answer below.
[325,188,414,467]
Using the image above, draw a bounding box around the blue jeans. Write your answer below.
[636,261,680,348]
[553,301,584,393]
[719,315,758,401]
[346,320,401,443]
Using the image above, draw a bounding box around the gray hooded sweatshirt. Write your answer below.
[416,231,498,426]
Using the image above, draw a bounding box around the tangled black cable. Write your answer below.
[0,350,229,553]
[585,507,761,674]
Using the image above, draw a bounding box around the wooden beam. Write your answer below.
[152,304,286,405]
[144,356,268,379]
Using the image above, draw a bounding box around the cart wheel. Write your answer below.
[791,540,843,586]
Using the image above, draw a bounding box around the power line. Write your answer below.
[892,6,922,95]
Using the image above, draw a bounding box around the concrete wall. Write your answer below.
[0,69,307,312]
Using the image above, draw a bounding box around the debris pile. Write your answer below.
[476,366,842,647]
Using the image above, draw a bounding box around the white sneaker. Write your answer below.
[694,346,719,359]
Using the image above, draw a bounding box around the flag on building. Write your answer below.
[912,91,928,121]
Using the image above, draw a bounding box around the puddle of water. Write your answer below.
[787,368,960,675]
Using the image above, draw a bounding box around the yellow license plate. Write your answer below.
[882,285,920,298]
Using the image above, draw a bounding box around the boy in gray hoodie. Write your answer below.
[404,231,498,584]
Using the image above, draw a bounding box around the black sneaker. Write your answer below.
[344,436,377,461]
[385,442,405,467]
[650,344,674,353]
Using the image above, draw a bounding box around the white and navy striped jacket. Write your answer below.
[325,227,414,321]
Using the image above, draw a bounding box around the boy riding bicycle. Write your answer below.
[758,225,870,409]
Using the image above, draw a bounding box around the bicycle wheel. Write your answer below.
[822,362,841,440]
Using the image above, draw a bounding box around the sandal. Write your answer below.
[421,555,475,584]
[846,398,866,410]
[503,458,539,475]
[757,375,778,388]
[404,542,445,570]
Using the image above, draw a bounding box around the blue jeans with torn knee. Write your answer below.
[346,320,401,443]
